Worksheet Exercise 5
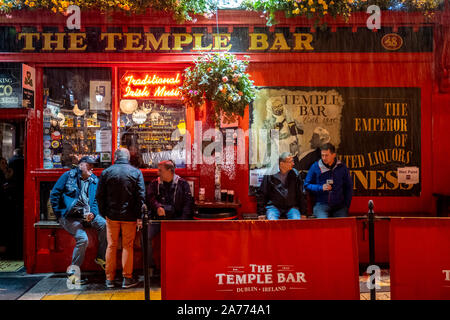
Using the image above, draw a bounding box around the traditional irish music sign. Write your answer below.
[119,71,182,99]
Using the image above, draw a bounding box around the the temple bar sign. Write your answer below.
[7,26,432,53]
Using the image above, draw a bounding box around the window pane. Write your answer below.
[119,100,187,169]
[43,67,112,169]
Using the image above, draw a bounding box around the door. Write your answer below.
[0,120,25,260]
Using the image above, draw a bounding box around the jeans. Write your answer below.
[265,205,301,220]
[59,214,107,268]
[313,203,348,219]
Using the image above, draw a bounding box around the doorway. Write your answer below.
[0,120,25,262]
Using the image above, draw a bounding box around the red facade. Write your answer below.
[0,8,449,273]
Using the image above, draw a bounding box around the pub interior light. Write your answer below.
[120,99,138,114]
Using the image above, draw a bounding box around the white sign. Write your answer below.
[90,80,111,111]
[397,167,419,184]
[96,130,111,152]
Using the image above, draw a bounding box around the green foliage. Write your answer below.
[180,52,257,124]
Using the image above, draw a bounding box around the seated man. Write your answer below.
[50,156,107,285]
[304,143,353,218]
[146,160,194,275]
[257,152,305,220]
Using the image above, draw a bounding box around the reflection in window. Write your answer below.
[43,68,112,168]
[119,99,187,168]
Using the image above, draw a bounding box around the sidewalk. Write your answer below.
[2,269,391,300]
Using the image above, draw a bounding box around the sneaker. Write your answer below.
[122,277,139,289]
[67,274,88,285]
[94,258,106,270]
[105,279,115,289]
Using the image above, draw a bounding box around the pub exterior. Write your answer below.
[0,4,449,274]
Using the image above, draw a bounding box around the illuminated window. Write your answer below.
[43,67,112,169]
[118,70,187,168]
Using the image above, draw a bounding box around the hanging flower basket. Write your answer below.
[180,52,257,125]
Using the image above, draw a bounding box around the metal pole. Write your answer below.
[142,204,150,301]
[368,200,376,301]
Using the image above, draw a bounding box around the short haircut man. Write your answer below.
[146,159,194,276]
[96,147,146,289]
[257,152,305,220]
[304,143,353,218]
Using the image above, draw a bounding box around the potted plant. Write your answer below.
[180,52,257,125]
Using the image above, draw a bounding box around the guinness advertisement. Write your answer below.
[250,87,421,197]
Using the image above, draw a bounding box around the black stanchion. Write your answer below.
[368,200,376,301]
[141,204,150,301]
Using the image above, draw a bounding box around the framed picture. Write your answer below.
[90,80,111,111]
[100,152,111,163]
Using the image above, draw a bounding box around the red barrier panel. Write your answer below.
[161,218,360,300]
[390,217,450,300]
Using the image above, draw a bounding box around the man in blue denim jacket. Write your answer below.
[50,156,107,284]
[304,143,353,218]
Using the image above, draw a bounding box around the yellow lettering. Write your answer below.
[172,33,193,51]
[352,170,369,190]
[18,33,40,51]
[192,33,212,51]
[212,33,232,51]
[355,118,361,131]
[270,33,291,51]
[249,33,269,51]
[68,33,87,51]
[293,33,314,50]
[144,33,170,51]
[101,33,122,51]
[123,33,143,51]
[385,171,398,190]
[42,33,66,51]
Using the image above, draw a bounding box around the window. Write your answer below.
[118,70,187,168]
[43,67,112,168]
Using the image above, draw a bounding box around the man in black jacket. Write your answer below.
[146,160,194,276]
[96,148,145,289]
[257,152,305,220]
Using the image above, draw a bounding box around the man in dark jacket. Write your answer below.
[96,148,145,289]
[257,152,305,220]
[50,156,107,285]
[146,160,194,276]
[304,143,353,218]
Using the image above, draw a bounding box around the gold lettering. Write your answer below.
[42,33,66,51]
[270,33,291,51]
[68,33,87,51]
[385,171,398,190]
[353,170,369,190]
[249,33,269,51]
[212,33,232,51]
[123,33,143,51]
[355,118,361,131]
[402,103,408,116]
[293,33,314,51]
[192,33,212,51]
[144,33,170,51]
[18,33,40,51]
[172,33,193,51]
[101,33,122,51]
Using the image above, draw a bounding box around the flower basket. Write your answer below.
[180,52,257,125]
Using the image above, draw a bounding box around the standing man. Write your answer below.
[50,156,107,285]
[257,152,305,220]
[304,143,353,218]
[146,160,194,277]
[96,148,145,289]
